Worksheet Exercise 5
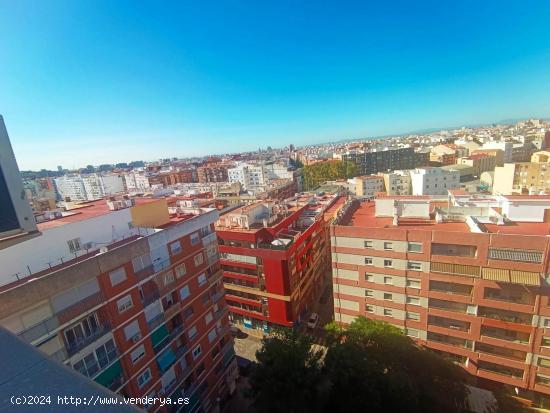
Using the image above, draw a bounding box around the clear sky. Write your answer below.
[1,1,550,170]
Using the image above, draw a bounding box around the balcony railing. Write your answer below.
[66,322,111,356]
[17,292,105,344]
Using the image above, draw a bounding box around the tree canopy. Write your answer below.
[249,317,470,413]
[302,160,357,190]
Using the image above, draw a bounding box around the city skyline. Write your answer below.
[2,1,550,170]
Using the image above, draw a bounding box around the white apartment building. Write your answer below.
[228,163,267,189]
[123,170,151,191]
[55,174,125,201]
[410,167,460,196]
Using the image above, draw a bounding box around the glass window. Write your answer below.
[137,368,152,389]
[406,312,420,321]
[192,345,202,360]
[383,293,393,301]
[406,279,421,289]
[365,273,374,282]
[191,232,200,245]
[179,285,190,300]
[383,276,393,285]
[407,296,420,306]
[170,241,182,255]
[407,262,422,271]
[109,267,127,286]
[365,304,374,313]
[408,243,422,253]
[384,242,393,250]
[383,309,393,317]
[365,290,374,297]
[117,295,133,313]
[364,240,373,248]
[365,257,373,265]
[175,263,186,278]
[384,259,393,267]
[194,253,204,267]
[198,273,207,287]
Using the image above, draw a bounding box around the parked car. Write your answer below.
[307,313,319,329]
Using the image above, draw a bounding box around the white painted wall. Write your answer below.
[501,199,550,222]
[0,208,137,286]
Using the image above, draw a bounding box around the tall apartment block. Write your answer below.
[216,194,344,333]
[0,115,39,248]
[331,191,550,404]
[0,197,237,413]
[197,165,230,184]
[340,147,415,176]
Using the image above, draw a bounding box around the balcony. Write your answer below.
[476,342,527,362]
[428,315,470,332]
[429,298,470,314]
[17,292,105,344]
[478,307,532,325]
[480,326,530,345]
[66,322,111,356]
[483,288,535,306]
[477,360,524,380]
[429,281,472,297]
[427,332,473,349]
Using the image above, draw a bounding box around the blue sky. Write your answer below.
[1,1,550,170]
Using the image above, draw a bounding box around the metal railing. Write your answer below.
[66,322,111,356]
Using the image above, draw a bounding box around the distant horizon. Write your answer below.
[3,1,550,170]
[16,115,549,172]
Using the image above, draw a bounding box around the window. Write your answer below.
[67,238,81,253]
[194,253,204,267]
[175,263,186,278]
[124,320,141,343]
[365,304,374,313]
[131,344,145,364]
[383,276,393,285]
[109,267,127,286]
[383,259,393,268]
[406,279,421,289]
[383,293,393,301]
[406,311,420,321]
[365,257,373,265]
[384,242,393,250]
[137,368,152,389]
[406,328,420,338]
[539,358,550,368]
[163,271,175,286]
[208,329,217,343]
[364,240,373,248]
[192,345,202,360]
[170,241,182,255]
[408,243,422,253]
[64,314,100,351]
[190,232,200,245]
[204,311,213,324]
[407,296,420,306]
[179,285,190,300]
[117,295,133,313]
[407,262,422,271]
[365,290,374,297]
[188,325,198,340]
[196,362,206,376]
[183,306,194,320]
[383,308,393,317]
[198,273,207,287]
[542,337,550,347]
[365,273,374,282]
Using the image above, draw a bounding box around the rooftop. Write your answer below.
[337,194,550,236]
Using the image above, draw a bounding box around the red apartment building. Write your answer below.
[0,197,237,412]
[331,191,550,405]
[216,194,344,333]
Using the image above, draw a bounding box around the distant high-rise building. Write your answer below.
[0,115,39,249]
[57,165,63,172]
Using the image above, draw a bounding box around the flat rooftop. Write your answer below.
[339,201,550,235]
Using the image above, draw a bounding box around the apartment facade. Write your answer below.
[331,193,550,403]
[493,151,550,195]
[458,153,497,178]
[55,173,125,201]
[350,175,385,198]
[197,165,229,184]
[410,167,460,195]
[341,147,415,176]
[380,170,411,196]
[0,198,237,413]
[216,195,343,334]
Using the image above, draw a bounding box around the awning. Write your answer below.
[481,268,510,282]
[510,271,541,286]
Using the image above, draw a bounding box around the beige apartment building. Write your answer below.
[493,151,550,195]
[379,171,411,195]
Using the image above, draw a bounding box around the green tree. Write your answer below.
[324,317,469,413]
[303,160,357,190]
[248,329,324,413]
